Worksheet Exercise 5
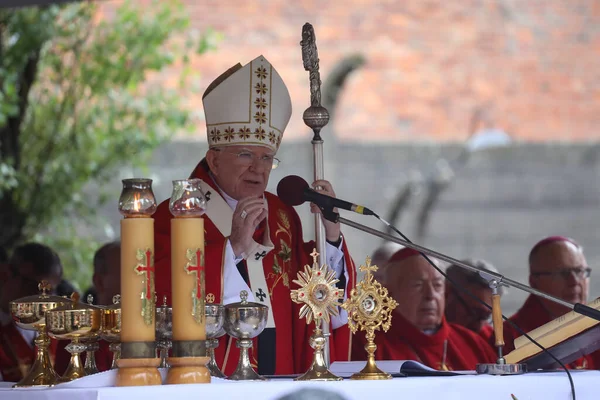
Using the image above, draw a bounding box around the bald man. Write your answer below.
[352,248,495,371]
[503,236,596,369]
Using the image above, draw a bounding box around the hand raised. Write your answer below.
[230,197,268,258]
[310,180,341,243]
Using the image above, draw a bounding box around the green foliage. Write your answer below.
[0,1,219,289]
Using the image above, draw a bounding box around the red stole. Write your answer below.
[153,159,356,375]
[0,323,58,382]
[352,313,496,371]
[503,295,598,369]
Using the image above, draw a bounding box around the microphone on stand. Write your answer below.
[276,175,374,220]
[277,175,582,395]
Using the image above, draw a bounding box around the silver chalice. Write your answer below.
[205,303,226,378]
[224,290,268,381]
[156,296,173,369]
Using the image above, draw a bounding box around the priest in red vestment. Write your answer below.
[352,248,496,371]
[502,236,598,369]
[0,243,63,382]
[445,258,502,343]
[153,55,356,376]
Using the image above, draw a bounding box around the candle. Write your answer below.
[171,218,205,340]
[118,179,158,343]
[169,179,207,342]
[116,178,161,387]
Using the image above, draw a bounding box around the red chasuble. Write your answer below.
[479,323,494,343]
[153,160,356,375]
[352,313,496,371]
[502,295,598,369]
[0,323,58,382]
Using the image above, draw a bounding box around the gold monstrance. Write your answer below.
[341,256,398,380]
[290,249,344,381]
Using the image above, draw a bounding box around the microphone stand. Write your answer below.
[331,213,600,374]
[337,215,600,322]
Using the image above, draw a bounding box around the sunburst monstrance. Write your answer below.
[290,249,344,381]
[341,256,398,380]
[291,249,344,325]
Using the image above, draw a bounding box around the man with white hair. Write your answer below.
[153,56,356,376]
[352,248,495,370]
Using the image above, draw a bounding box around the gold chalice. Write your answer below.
[9,281,69,387]
[45,292,102,383]
[100,295,122,369]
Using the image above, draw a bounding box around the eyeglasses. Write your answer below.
[214,148,280,169]
[531,267,592,280]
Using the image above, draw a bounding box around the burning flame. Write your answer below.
[133,193,141,212]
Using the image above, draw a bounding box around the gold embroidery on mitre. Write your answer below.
[204,58,286,151]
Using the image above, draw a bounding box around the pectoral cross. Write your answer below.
[255,288,267,302]
[255,251,267,260]
[185,248,205,299]
[135,249,154,299]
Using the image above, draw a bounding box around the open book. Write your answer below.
[329,360,473,377]
[505,297,600,366]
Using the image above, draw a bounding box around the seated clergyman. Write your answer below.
[352,248,496,371]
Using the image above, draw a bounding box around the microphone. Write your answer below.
[276,175,374,216]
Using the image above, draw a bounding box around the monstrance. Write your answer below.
[290,249,344,381]
[341,256,398,380]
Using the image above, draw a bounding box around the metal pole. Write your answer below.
[338,216,574,309]
[301,23,332,366]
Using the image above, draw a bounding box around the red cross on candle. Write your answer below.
[185,249,204,299]
[135,249,154,299]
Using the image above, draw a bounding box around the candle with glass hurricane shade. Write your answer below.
[166,179,211,384]
[116,178,161,387]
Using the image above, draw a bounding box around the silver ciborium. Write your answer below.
[156,296,172,368]
[82,294,100,375]
[224,290,268,381]
[205,303,226,378]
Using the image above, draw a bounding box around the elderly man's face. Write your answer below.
[206,145,275,200]
[530,241,589,315]
[386,256,445,331]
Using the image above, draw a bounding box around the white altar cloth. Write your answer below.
[0,369,597,400]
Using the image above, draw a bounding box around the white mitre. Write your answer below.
[202,55,292,153]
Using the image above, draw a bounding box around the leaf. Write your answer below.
[0,1,219,289]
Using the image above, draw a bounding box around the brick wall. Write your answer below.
[99,0,600,142]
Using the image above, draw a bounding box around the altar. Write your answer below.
[0,369,597,400]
